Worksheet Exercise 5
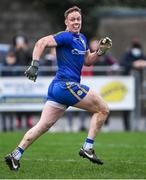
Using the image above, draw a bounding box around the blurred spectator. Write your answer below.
[120,38,146,75]
[89,37,98,52]
[12,34,33,129]
[0,44,10,66]
[12,34,32,75]
[120,38,146,131]
[1,49,18,76]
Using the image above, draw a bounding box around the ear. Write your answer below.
[65,19,67,26]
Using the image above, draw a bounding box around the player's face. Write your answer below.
[65,11,82,34]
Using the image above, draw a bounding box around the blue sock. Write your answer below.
[83,138,94,150]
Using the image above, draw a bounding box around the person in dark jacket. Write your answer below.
[120,38,146,131]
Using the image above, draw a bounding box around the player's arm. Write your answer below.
[32,35,57,60]
[25,35,57,82]
[84,50,99,66]
[84,37,112,66]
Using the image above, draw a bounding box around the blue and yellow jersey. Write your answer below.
[53,31,89,83]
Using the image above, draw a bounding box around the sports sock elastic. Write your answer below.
[12,146,24,160]
[83,138,94,150]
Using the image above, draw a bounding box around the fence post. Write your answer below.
[130,70,141,130]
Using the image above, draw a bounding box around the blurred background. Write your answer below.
[1,0,146,132]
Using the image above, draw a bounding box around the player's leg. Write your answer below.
[74,88,109,164]
[74,88,109,137]
[19,103,65,150]
[5,102,65,171]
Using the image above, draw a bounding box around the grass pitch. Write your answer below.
[0,131,146,179]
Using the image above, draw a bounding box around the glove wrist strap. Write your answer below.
[31,60,39,67]
[96,49,105,56]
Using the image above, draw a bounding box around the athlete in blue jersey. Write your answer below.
[5,6,112,170]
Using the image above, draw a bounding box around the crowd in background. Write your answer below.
[0,34,146,132]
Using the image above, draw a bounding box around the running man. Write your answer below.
[5,6,112,171]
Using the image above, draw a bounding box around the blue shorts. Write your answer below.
[47,81,90,107]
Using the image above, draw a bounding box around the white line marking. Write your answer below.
[22,158,146,165]
[23,158,80,162]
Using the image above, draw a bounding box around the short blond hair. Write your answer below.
[64,6,81,19]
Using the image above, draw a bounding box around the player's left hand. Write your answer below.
[97,37,112,56]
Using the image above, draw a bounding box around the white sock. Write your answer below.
[83,138,94,150]
[12,147,24,160]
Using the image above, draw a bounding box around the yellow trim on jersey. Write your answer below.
[76,84,88,94]
[66,83,81,101]
[54,31,65,36]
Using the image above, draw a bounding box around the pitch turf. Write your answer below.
[0,131,146,179]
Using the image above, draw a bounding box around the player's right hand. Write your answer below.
[24,60,39,82]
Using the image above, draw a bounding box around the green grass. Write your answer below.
[0,131,146,179]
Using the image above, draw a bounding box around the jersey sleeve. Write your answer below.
[53,31,72,46]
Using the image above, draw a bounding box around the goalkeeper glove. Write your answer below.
[24,60,39,82]
[96,37,112,56]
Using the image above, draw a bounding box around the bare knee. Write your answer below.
[95,103,110,122]
[92,105,109,128]
[39,124,49,133]
[36,121,55,133]
[101,104,110,117]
